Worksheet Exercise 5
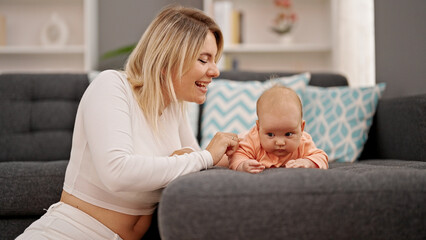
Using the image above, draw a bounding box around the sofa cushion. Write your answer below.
[159,160,426,240]
[200,73,310,148]
[0,160,68,216]
[360,93,426,162]
[216,71,348,87]
[303,83,386,162]
[0,73,89,162]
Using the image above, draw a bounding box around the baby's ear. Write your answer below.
[301,120,305,132]
[256,120,259,128]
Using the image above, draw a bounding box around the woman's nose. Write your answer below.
[208,62,220,78]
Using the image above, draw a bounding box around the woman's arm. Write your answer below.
[82,71,213,193]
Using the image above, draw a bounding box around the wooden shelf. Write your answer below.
[0,45,85,54]
[204,0,334,71]
[0,0,97,73]
[224,43,332,53]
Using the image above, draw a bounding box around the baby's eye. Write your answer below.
[198,59,207,64]
[267,133,274,137]
[285,132,294,137]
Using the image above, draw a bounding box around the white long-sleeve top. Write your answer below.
[63,70,213,215]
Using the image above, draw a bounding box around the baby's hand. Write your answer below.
[285,158,317,168]
[238,160,265,174]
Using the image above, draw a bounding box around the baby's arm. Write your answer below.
[287,132,329,169]
[237,159,265,173]
[229,128,265,173]
[285,158,317,168]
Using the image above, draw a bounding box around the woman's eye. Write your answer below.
[198,59,207,64]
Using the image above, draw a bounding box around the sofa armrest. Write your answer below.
[360,94,426,161]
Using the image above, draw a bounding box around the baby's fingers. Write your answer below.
[247,160,263,167]
[247,160,265,173]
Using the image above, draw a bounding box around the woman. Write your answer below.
[17,5,238,240]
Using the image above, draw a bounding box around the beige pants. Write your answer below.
[16,202,122,240]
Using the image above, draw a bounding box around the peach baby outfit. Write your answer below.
[229,125,329,170]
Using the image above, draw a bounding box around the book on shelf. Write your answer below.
[0,15,6,46]
[231,10,243,44]
[213,1,243,45]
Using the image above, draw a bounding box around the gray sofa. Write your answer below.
[0,74,89,239]
[157,71,426,240]
[0,72,425,240]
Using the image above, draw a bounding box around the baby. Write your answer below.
[229,85,329,173]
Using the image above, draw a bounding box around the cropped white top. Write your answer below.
[63,70,213,215]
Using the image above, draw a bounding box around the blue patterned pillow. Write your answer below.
[303,83,386,162]
[200,73,310,148]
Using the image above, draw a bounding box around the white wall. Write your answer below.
[98,0,202,70]
[375,0,426,98]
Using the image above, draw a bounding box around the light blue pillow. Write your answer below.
[200,73,310,148]
[303,83,386,162]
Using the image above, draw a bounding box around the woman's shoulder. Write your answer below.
[89,70,130,91]
[91,70,126,84]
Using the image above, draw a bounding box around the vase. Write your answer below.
[279,34,293,44]
[40,12,69,46]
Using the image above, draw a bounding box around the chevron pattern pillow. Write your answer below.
[303,83,386,162]
[200,73,310,148]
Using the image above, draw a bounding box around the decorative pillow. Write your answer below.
[303,83,386,162]
[200,73,310,148]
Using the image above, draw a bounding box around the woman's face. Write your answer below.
[173,31,220,104]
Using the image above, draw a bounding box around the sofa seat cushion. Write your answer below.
[0,160,68,216]
[159,160,426,240]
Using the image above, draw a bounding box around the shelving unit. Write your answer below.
[203,0,333,72]
[224,43,331,53]
[0,0,97,73]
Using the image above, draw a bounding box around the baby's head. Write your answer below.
[256,85,305,156]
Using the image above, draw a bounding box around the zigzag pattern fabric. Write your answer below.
[200,73,310,148]
[303,83,386,162]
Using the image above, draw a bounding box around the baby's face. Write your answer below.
[257,104,304,157]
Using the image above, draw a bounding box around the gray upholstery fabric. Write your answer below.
[360,94,426,161]
[0,74,89,239]
[159,161,426,240]
[0,73,89,162]
[0,217,38,240]
[160,71,426,240]
[0,160,67,216]
[216,71,349,87]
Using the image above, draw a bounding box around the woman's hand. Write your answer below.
[169,147,194,156]
[205,132,239,165]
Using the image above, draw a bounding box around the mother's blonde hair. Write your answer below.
[125,5,223,132]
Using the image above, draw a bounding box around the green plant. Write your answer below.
[101,43,136,59]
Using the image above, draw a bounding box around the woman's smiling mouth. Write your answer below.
[195,81,209,91]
